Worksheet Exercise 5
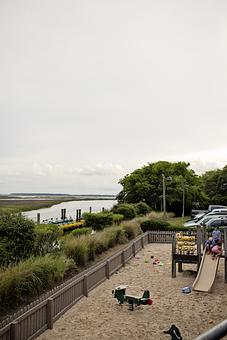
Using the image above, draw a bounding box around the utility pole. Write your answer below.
[162,174,167,220]
[182,185,185,218]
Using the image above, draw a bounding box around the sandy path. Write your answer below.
[38,243,227,340]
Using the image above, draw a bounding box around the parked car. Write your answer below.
[184,212,227,227]
[203,217,227,227]
[191,205,227,218]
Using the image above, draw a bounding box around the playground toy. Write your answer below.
[112,285,153,311]
[176,233,196,255]
[164,324,182,340]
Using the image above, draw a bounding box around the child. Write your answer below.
[211,241,222,259]
[205,237,213,254]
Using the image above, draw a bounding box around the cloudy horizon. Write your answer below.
[1,0,227,195]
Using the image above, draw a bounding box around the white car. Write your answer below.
[184,213,227,227]
[204,216,227,227]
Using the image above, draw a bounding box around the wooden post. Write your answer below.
[224,227,227,283]
[141,236,144,248]
[89,206,92,213]
[37,213,40,224]
[84,274,88,297]
[121,251,126,267]
[47,298,54,329]
[178,262,183,272]
[61,209,64,220]
[132,242,136,257]
[106,260,110,279]
[10,321,19,340]
[196,225,202,270]
[79,209,81,221]
[172,234,176,278]
[102,207,105,212]
[76,209,79,221]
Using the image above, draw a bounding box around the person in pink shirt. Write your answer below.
[211,241,222,259]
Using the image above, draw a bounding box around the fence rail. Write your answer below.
[0,232,150,340]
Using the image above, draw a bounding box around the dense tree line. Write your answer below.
[117,161,227,216]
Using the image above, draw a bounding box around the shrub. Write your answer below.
[112,203,136,220]
[34,224,63,256]
[62,237,89,266]
[71,227,92,237]
[84,236,97,261]
[0,213,35,267]
[120,220,142,240]
[83,212,113,231]
[140,219,170,232]
[134,202,151,215]
[112,214,124,224]
[0,254,72,310]
[93,232,110,254]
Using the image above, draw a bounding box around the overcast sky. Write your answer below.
[1,0,227,194]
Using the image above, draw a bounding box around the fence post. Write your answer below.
[141,236,144,248]
[224,227,227,283]
[10,321,19,340]
[47,298,54,329]
[148,231,151,243]
[132,242,136,257]
[84,274,88,297]
[106,260,110,279]
[121,251,126,267]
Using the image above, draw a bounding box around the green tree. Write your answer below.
[117,161,205,216]
[202,166,227,205]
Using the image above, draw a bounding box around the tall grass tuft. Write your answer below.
[120,220,142,240]
[0,254,72,310]
[62,236,89,266]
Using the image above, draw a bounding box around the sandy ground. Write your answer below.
[38,243,227,340]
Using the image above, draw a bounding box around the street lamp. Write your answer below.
[162,174,172,220]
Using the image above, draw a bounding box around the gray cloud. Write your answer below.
[1,0,227,193]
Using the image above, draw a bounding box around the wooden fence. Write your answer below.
[0,232,150,340]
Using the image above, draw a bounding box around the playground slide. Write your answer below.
[192,252,219,292]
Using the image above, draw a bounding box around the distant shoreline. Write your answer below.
[0,197,116,213]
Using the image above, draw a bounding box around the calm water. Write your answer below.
[23,199,116,222]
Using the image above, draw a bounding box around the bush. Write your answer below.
[34,224,63,256]
[121,220,142,240]
[62,237,89,266]
[83,212,113,231]
[112,203,136,220]
[140,219,170,232]
[112,214,124,224]
[71,227,92,237]
[0,213,35,267]
[0,254,72,310]
[134,202,151,215]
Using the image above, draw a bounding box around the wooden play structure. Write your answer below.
[172,226,227,286]
[172,226,202,278]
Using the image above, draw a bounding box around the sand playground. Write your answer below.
[38,243,227,340]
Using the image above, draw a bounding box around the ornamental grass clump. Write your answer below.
[62,236,89,266]
[0,254,72,310]
[120,220,142,240]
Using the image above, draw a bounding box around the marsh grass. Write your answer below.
[0,254,72,310]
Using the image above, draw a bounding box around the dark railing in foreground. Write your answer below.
[195,320,227,340]
[1,230,226,340]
